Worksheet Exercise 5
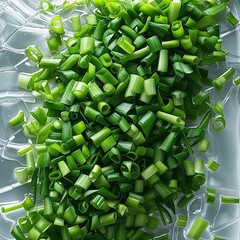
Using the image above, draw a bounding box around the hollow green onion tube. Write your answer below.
[227,12,239,27]
[138,111,156,137]
[187,217,209,239]
[88,81,105,103]
[212,116,226,131]
[72,82,88,101]
[46,35,61,53]
[99,53,113,68]
[146,35,162,53]
[121,161,140,180]
[25,151,35,176]
[206,188,216,204]
[65,37,80,54]
[80,37,95,55]
[144,78,157,96]
[101,135,116,152]
[134,35,147,48]
[40,0,53,12]
[212,68,236,89]
[39,57,62,70]
[15,167,29,184]
[50,15,65,35]
[204,2,226,16]
[60,54,81,71]
[25,45,43,63]
[120,46,150,63]
[168,0,181,23]
[158,49,168,73]
[103,83,116,95]
[11,225,27,240]
[117,37,135,54]
[221,195,240,204]
[9,111,25,127]
[172,20,184,38]
[198,139,210,152]
[71,15,81,33]
[125,74,144,98]
[30,107,47,125]
[17,74,32,90]
[162,39,179,49]
[183,54,200,65]
[157,111,185,127]
[96,67,118,86]
[1,201,23,213]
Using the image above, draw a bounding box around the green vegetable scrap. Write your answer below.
[3,0,239,239]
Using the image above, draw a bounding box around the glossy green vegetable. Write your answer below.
[3,0,239,239]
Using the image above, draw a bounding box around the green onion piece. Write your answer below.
[176,214,188,227]
[101,135,116,152]
[221,195,240,204]
[227,12,239,27]
[207,160,220,172]
[157,111,185,127]
[125,74,144,98]
[206,188,216,204]
[100,212,117,227]
[198,139,210,152]
[187,217,209,239]
[212,116,226,131]
[234,76,240,86]
[18,145,32,156]
[138,111,156,137]
[17,74,32,90]
[183,54,200,65]
[103,83,116,95]
[172,20,184,38]
[158,49,168,73]
[9,111,25,127]
[96,67,118,86]
[134,35,147,48]
[30,108,47,125]
[46,35,61,53]
[204,2,226,16]
[120,46,150,63]
[71,15,81,33]
[1,201,23,213]
[144,78,157,96]
[39,57,62,69]
[213,68,236,89]
[99,53,113,68]
[65,37,80,54]
[50,15,65,35]
[141,164,158,181]
[88,81,105,102]
[40,0,53,12]
[11,225,28,240]
[146,35,162,53]
[25,151,35,176]
[162,39,179,49]
[168,0,181,23]
[117,37,135,54]
[121,161,140,180]
[80,37,95,55]
[25,45,43,63]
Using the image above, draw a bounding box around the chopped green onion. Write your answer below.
[9,112,25,127]
[187,217,209,239]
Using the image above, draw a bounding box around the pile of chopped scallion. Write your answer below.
[2,0,240,239]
